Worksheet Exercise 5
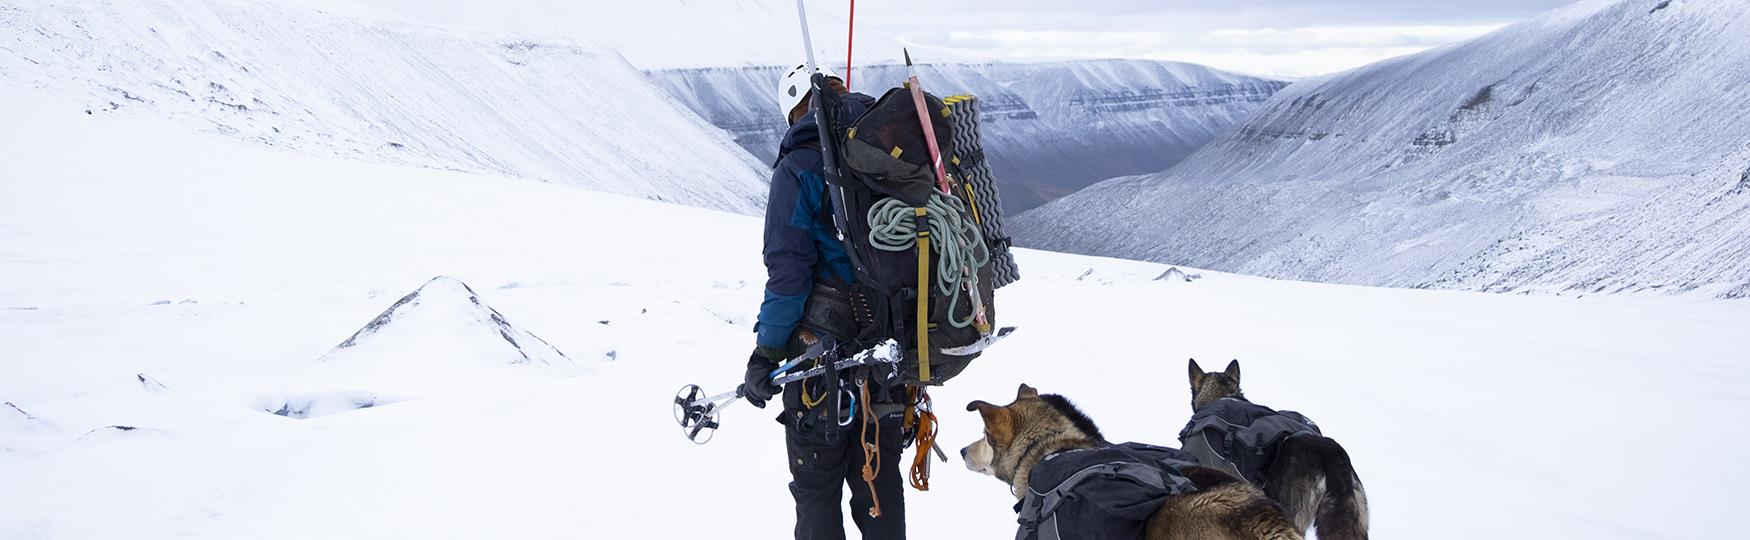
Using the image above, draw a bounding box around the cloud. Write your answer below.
[916,23,1508,78]
[858,0,1571,77]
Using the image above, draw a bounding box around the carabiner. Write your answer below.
[838,386,858,427]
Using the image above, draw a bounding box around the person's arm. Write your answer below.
[755,156,821,350]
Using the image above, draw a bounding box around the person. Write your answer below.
[742,64,907,540]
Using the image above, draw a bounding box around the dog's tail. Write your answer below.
[1268,436,1369,540]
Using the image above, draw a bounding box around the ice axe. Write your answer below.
[673,339,900,444]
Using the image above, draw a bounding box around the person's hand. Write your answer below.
[741,348,785,408]
[825,77,849,96]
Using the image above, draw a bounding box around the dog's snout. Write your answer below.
[960,446,969,459]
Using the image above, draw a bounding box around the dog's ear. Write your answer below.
[968,400,1015,444]
[1188,359,1205,387]
[1223,359,1241,383]
[1017,383,1039,400]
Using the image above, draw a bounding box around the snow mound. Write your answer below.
[297,276,584,396]
[71,425,162,444]
[324,276,575,371]
[2,401,56,432]
[136,373,171,393]
[1153,267,1201,283]
[255,391,398,420]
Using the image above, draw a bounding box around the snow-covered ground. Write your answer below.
[4,83,1748,540]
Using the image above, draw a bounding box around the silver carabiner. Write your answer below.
[837,382,859,427]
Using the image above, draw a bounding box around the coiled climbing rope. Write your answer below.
[866,193,990,328]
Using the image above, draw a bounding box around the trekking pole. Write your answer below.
[673,341,901,444]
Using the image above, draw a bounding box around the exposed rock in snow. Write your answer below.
[1016,0,1750,299]
[257,392,396,420]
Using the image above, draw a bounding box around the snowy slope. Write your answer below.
[1015,0,1750,298]
[329,0,922,70]
[0,0,769,214]
[650,60,1286,211]
[4,81,1748,540]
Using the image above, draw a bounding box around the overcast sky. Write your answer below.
[340,0,1584,78]
[868,0,1579,77]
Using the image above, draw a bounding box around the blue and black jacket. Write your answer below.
[755,93,875,349]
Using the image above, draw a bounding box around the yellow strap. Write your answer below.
[961,182,985,229]
[799,358,826,408]
[915,207,931,383]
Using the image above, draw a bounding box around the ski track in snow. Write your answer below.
[3,80,1748,539]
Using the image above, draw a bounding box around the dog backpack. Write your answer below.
[1177,397,1322,485]
[810,85,1018,386]
[1014,443,1201,540]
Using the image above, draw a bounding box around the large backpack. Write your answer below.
[811,85,1018,386]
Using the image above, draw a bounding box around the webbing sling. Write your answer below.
[915,207,931,382]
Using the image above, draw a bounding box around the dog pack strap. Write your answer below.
[1239,413,1322,448]
[1181,430,1246,481]
[1025,462,1168,525]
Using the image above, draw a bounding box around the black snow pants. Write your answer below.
[780,382,907,540]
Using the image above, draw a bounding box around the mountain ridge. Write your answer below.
[650,59,1287,211]
[1014,0,1750,299]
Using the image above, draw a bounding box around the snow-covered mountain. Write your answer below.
[0,0,769,214]
[650,61,1287,211]
[1014,0,1750,299]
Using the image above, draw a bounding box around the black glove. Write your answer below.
[741,348,786,409]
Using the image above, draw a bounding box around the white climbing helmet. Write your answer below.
[777,62,839,121]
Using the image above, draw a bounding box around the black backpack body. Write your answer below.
[811,85,1006,386]
[1014,443,1201,540]
[1177,397,1323,485]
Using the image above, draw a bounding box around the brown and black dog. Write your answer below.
[962,384,1302,540]
[1187,360,1370,540]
